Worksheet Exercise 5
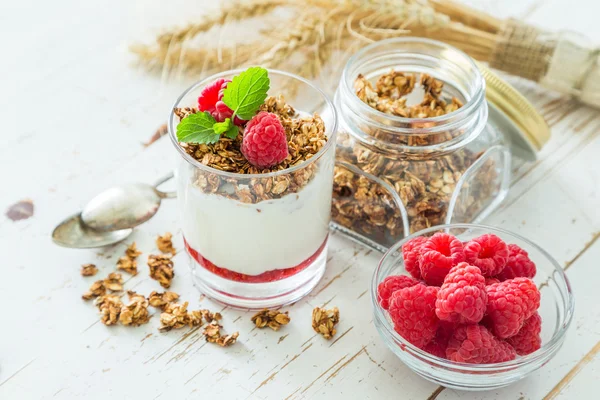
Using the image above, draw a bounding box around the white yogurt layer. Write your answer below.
[178,159,333,276]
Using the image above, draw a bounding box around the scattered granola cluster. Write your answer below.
[80,264,98,277]
[119,291,151,326]
[82,272,124,300]
[117,242,142,275]
[332,70,498,247]
[176,95,328,204]
[158,302,203,332]
[148,290,180,310]
[312,307,340,340]
[148,254,175,288]
[156,232,176,255]
[251,309,291,331]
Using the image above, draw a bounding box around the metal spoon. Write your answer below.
[52,213,133,249]
[51,174,176,249]
[81,173,176,232]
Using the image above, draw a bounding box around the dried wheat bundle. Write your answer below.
[131,0,600,108]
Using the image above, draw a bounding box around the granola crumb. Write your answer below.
[156,232,176,255]
[203,320,239,347]
[103,272,124,292]
[125,242,142,259]
[312,307,340,340]
[200,309,222,323]
[119,291,151,326]
[82,280,106,300]
[251,309,291,331]
[148,254,175,288]
[117,256,138,275]
[80,264,98,277]
[148,291,180,310]
[82,272,123,300]
[95,294,123,326]
[117,242,142,275]
[158,302,203,332]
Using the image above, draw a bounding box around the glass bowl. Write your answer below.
[371,224,574,390]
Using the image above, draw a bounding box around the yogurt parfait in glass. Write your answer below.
[168,67,337,308]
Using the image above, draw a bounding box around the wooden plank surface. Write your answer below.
[1,0,599,399]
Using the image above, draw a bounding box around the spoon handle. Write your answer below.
[154,172,177,199]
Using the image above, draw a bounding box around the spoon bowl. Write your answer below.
[52,213,133,248]
[81,173,176,232]
[81,183,164,232]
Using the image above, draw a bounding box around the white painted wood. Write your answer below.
[1,0,599,399]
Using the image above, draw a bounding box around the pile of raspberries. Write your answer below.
[377,232,541,364]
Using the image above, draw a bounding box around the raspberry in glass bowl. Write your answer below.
[169,69,337,309]
[371,224,574,390]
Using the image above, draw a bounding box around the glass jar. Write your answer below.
[331,38,511,251]
[168,70,337,309]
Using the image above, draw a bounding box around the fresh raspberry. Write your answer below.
[197,78,246,126]
[198,78,229,114]
[486,278,540,339]
[446,325,516,364]
[419,233,465,286]
[377,275,420,310]
[496,244,536,280]
[506,312,542,355]
[423,322,455,358]
[485,277,501,285]
[402,236,427,279]
[389,284,439,348]
[464,234,509,276]
[435,262,487,324]
[241,112,289,168]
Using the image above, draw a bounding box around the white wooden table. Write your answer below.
[1,0,599,398]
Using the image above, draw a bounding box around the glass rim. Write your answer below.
[168,68,338,179]
[371,223,575,371]
[341,37,486,133]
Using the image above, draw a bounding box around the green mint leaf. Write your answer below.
[223,123,239,139]
[176,111,220,144]
[222,66,270,120]
[213,118,232,135]
[213,118,239,139]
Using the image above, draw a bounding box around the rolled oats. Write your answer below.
[312,307,340,340]
[117,256,137,275]
[148,291,180,310]
[156,232,176,255]
[103,272,124,292]
[251,309,290,331]
[148,254,175,288]
[203,320,239,347]
[95,294,123,326]
[119,291,151,326]
[158,302,203,332]
[80,264,98,277]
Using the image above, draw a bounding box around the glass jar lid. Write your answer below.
[479,63,550,161]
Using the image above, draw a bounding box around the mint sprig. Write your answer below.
[176,66,270,144]
[222,66,270,120]
[176,111,220,144]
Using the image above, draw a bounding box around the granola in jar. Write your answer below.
[332,39,510,249]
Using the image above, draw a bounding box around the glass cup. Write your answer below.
[168,70,338,309]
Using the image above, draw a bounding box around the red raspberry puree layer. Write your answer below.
[184,236,328,283]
